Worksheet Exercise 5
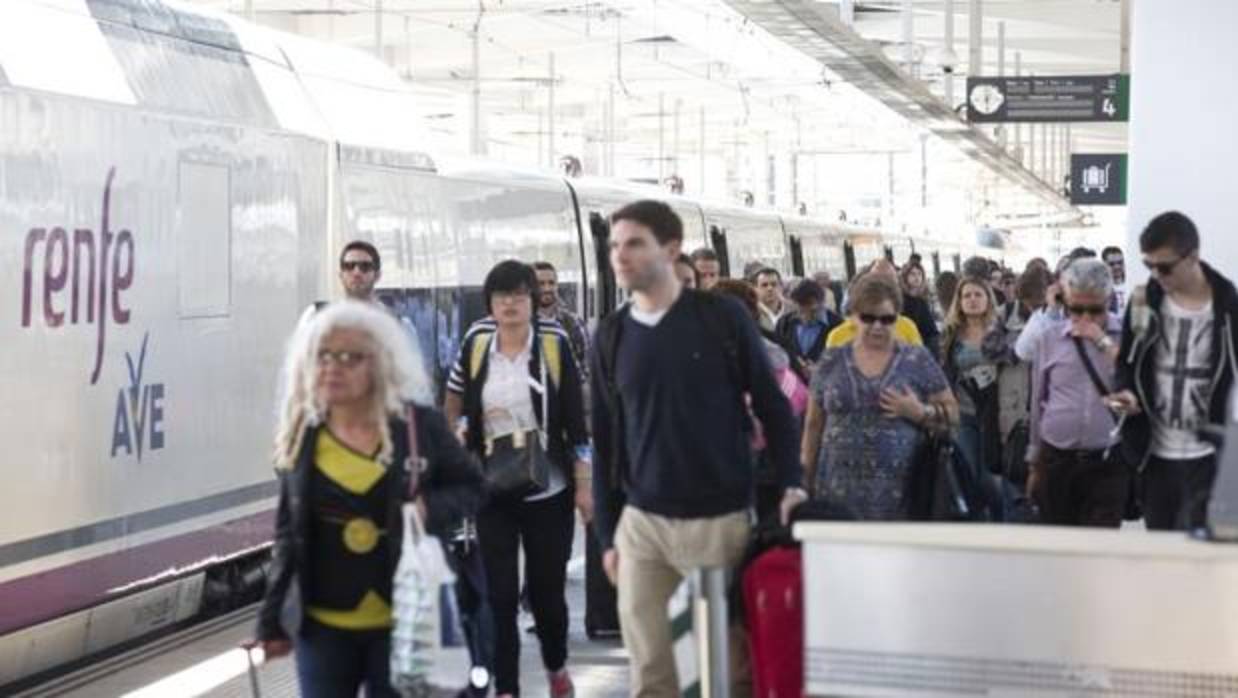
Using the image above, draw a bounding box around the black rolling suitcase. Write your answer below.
[584,525,621,639]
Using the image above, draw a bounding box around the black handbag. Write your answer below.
[481,354,553,499]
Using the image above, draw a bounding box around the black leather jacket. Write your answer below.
[256,405,483,641]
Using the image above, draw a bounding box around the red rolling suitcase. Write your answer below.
[742,546,803,698]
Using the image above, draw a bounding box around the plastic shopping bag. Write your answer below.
[390,502,457,697]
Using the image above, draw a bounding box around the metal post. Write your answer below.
[765,130,774,207]
[374,0,383,60]
[698,568,731,698]
[244,0,254,21]
[1119,0,1131,73]
[699,106,706,196]
[1039,122,1048,181]
[901,0,914,73]
[920,133,929,208]
[840,0,855,27]
[673,98,682,180]
[470,16,483,156]
[607,83,616,176]
[548,53,556,168]
[943,0,955,106]
[658,92,666,180]
[1063,123,1072,195]
[1013,52,1022,162]
[1027,105,1036,174]
[887,150,896,222]
[968,0,982,78]
[996,21,1006,147]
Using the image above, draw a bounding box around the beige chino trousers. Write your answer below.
[614,506,752,698]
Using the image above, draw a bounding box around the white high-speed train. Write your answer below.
[0,0,1014,686]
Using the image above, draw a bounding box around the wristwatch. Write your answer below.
[1094,335,1115,351]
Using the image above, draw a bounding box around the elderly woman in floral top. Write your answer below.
[801,275,958,519]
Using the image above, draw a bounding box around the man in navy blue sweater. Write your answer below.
[589,200,805,696]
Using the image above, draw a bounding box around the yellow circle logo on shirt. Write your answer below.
[343,517,380,554]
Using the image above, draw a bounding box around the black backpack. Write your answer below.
[593,290,749,490]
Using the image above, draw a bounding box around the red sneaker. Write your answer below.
[548,669,575,698]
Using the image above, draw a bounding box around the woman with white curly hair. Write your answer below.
[256,300,483,697]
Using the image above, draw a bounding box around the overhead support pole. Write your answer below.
[469,7,485,156]
[244,0,254,21]
[1119,0,1131,73]
[699,106,706,196]
[658,92,666,180]
[996,21,1006,147]
[548,52,556,168]
[901,0,915,73]
[968,0,983,78]
[673,98,682,177]
[943,0,955,106]
[839,0,855,27]
[607,83,616,177]
[1063,123,1072,195]
[1013,51,1022,161]
[374,0,383,60]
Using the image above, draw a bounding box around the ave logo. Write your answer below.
[111,332,166,460]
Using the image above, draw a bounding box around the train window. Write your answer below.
[176,161,231,318]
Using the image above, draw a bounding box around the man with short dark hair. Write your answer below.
[1110,211,1238,530]
[532,261,590,384]
[776,279,840,371]
[339,241,382,301]
[674,254,698,289]
[689,247,721,290]
[590,199,804,696]
[754,267,788,332]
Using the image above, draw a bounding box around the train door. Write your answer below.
[952,253,962,273]
[709,225,732,278]
[588,211,618,319]
[843,240,857,280]
[788,235,805,277]
[883,245,895,263]
[931,251,941,278]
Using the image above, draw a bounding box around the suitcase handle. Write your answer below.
[239,640,263,698]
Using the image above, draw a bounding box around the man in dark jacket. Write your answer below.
[590,200,804,696]
[1110,211,1238,531]
[775,278,841,373]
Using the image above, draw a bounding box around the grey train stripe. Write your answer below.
[0,480,278,568]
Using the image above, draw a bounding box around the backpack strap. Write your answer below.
[596,304,631,491]
[693,291,747,394]
[467,330,494,383]
[540,331,562,388]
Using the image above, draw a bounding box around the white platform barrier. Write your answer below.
[794,523,1238,697]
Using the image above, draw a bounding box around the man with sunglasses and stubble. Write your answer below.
[1109,211,1238,531]
[339,241,383,302]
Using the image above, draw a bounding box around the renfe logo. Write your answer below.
[20,167,135,385]
[112,332,165,460]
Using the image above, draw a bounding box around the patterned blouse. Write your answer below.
[810,342,950,520]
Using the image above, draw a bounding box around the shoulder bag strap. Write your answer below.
[404,404,425,500]
[1071,337,1114,401]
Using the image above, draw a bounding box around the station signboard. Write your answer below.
[967,74,1130,123]
[1070,153,1127,205]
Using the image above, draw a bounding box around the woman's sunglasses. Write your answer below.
[858,313,898,326]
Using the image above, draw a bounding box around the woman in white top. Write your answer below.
[445,260,591,698]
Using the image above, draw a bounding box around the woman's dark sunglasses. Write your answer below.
[341,260,376,273]
[859,313,898,326]
[1067,304,1107,317]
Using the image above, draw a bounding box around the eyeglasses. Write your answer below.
[492,291,531,304]
[1105,258,1124,268]
[1066,304,1107,317]
[317,349,370,368]
[858,313,898,326]
[341,260,377,273]
[1143,255,1186,276]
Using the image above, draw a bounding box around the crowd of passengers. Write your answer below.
[254,203,1237,697]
